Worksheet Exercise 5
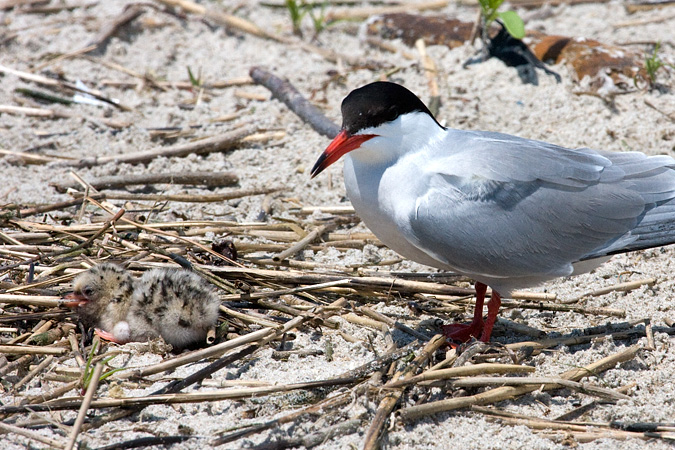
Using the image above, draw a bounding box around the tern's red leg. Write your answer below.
[442,282,488,342]
[479,290,501,342]
[94,328,124,344]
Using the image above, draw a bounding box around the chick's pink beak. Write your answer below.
[310,130,376,178]
[63,292,88,308]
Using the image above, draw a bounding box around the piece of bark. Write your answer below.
[525,33,646,88]
[366,13,473,49]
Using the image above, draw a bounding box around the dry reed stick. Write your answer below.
[115,327,274,379]
[220,305,280,328]
[341,313,387,331]
[100,77,253,90]
[221,279,350,301]
[51,171,240,193]
[208,265,482,296]
[386,363,535,388]
[212,389,353,445]
[0,294,65,307]
[6,376,360,413]
[362,334,446,450]
[292,205,356,215]
[535,428,650,443]
[0,209,125,272]
[64,362,104,450]
[505,328,648,352]
[415,38,441,116]
[0,421,65,449]
[0,345,67,355]
[20,380,80,405]
[0,148,68,164]
[58,125,257,168]
[0,105,126,128]
[0,355,32,377]
[358,306,432,341]
[399,344,641,420]
[325,0,448,21]
[273,222,338,261]
[74,187,280,203]
[564,278,656,303]
[447,376,630,400]
[499,298,625,317]
[13,355,54,392]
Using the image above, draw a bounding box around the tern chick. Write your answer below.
[66,263,220,349]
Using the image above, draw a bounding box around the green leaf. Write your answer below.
[498,11,525,40]
[488,0,504,10]
[187,66,200,87]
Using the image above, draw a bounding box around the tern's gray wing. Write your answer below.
[402,131,675,284]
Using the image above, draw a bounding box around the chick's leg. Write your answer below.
[94,328,120,343]
[94,321,130,344]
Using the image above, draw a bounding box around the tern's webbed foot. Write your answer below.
[442,321,484,344]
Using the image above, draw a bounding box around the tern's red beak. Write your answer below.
[310,130,376,178]
[63,292,88,308]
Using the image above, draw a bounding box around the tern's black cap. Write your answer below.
[340,81,442,135]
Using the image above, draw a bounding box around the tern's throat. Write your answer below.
[347,111,446,168]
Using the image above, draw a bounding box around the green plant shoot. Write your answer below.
[82,340,124,391]
[285,0,307,36]
[478,0,525,40]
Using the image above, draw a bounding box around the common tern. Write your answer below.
[66,263,220,349]
[311,81,675,343]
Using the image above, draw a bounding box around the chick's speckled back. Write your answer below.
[126,268,221,349]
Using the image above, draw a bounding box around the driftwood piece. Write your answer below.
[250,67,340,138]
[51,171,240,193]
[86,4,145,50]
[56,125,257,168]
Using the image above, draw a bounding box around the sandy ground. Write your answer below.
[1,0,675,449]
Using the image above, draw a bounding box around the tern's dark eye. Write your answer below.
[82,286,94,298]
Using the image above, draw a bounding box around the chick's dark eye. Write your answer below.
[82,287,94,298]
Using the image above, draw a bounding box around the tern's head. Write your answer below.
[311,81,443,178]
[65,263,134,324]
